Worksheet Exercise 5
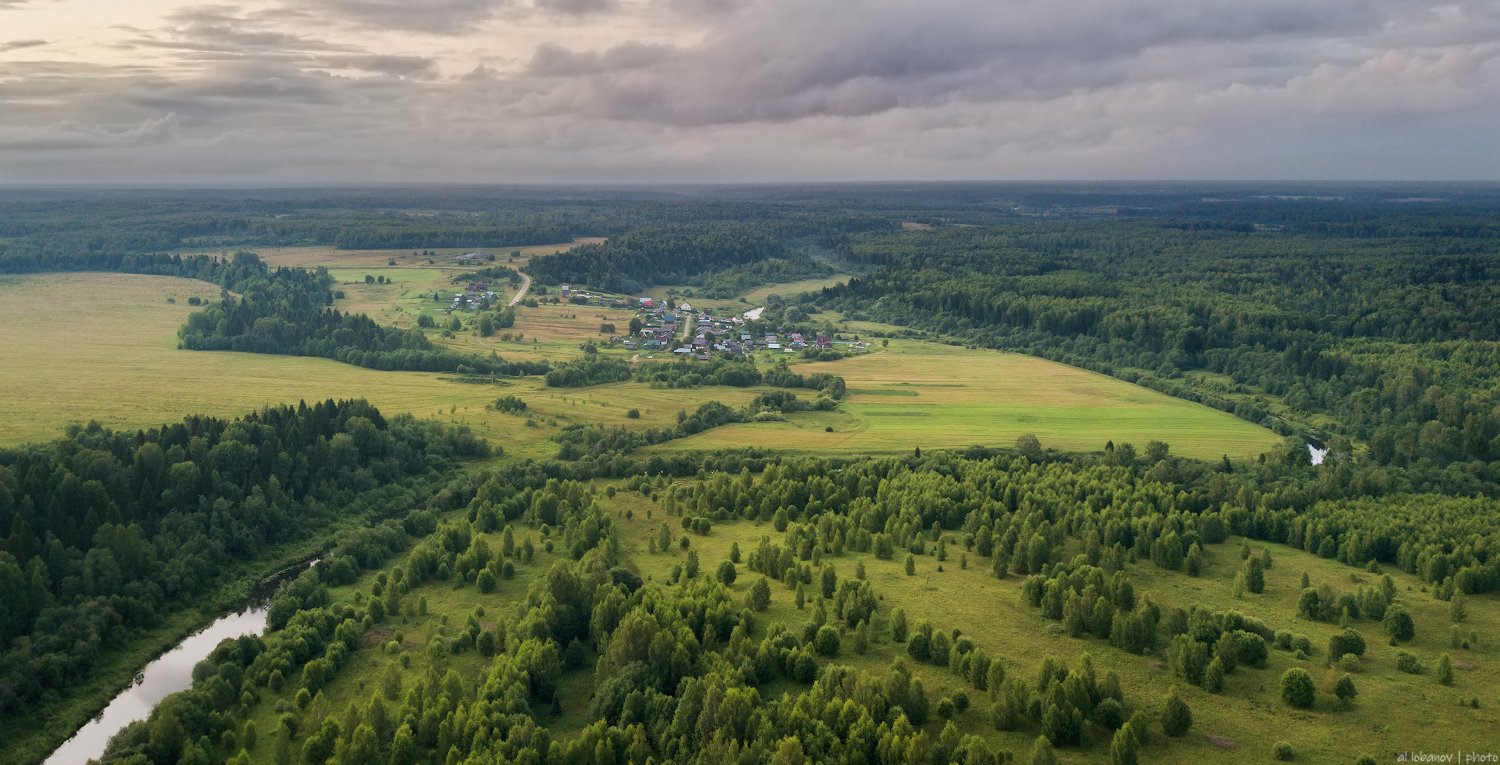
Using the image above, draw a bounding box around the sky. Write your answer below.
[1,0,1498,184]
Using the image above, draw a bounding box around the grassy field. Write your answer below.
[739,274,852,303]
[610,490,1499,764]
[439,300,641,363]
[661,340,1282,460]
[0,273,754,458]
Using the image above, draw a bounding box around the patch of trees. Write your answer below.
[0,400,487,718]
[543,357,633,388]
[632,357,847,400]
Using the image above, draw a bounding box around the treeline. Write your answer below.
[553,394,825,460]
[329,223,571,250]
[821,222,1500,468]
[0,400,487,718]
[547,356,846,400]
[526,223,785,294]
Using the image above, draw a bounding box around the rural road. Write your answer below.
[508,271,532,306]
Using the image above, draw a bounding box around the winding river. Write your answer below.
[44,559,317,765]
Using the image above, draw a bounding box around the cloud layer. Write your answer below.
[1,0,1497,182]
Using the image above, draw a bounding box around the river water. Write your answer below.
[1308,441,1328,466]
[44,559,315,765]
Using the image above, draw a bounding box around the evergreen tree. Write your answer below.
[1110,723,1139,765]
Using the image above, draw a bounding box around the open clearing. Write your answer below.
[662,340,1282,460]
[0,273,751,458]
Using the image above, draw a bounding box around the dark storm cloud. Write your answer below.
[0,39,49,52]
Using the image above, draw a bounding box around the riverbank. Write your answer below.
[4,538,332,765]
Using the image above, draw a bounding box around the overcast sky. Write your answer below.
[1,0,1498,184]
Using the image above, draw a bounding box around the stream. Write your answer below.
[44,558,317,765]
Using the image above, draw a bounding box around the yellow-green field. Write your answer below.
[1,273,1277,464]
[0,273,753,458]
[662,341,1282,460]
[739,274,852,303]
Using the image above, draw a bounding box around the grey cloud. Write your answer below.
[2,0,1499,183]
[523,0,1417,126]
[313,54,437,77]
[533,0,616,15]
[0,113,178,150]
[0,39,48,53]
[290,0,510,33]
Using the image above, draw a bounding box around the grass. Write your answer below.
[660,339,1283,461]
[738,274,852,304]
[0,273,752,459]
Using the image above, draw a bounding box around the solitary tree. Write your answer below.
[1334,674,1358,708]
[1280,668,1316,708]
[1110,722,1139,765]
[1383,604,1415,642]
[1162,687,1193,736]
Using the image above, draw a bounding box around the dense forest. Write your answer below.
[0,400,486,720]
[526,224,790,294]
[820,220,1500,469]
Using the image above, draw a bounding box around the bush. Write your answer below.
[1383,604,1415,642]
[1162,687,1192,737]
[813,625,841,657]
[1395,650,1421,674]
[1334,674,1357,708]
[1093,698,1125,729]
[1280,668,1316,708]
[626,408,641,419]
[1327,628,1366,659]
[1437,653,1454,685]
[1273,741,1296,761]
[1338,653,1361,672]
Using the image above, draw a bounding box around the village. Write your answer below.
[596,286,868,360]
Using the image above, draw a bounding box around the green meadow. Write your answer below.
[664,340,1282,460]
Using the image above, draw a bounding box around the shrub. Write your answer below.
[626,408,641,419]
[813,625,841,657]
[1328,628,1366,659]
[1093,698,1125,729]
[1280,668,1316,708]
[1395,651,1421,674]
[1273,741,1296,760]
[1383,604,1415,642]
[1202,656,1225,693]
[1162,687,1193,737]
[1338,653,1361,672]
[1437,653,1454,685]
[1334,674,1357,708]
[1110,722,1138,765]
